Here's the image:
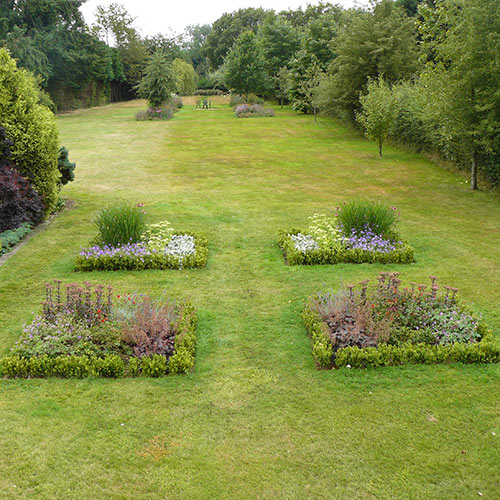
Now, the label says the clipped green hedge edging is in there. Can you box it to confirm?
[0,305,197,379]
[75,232,208,271]
[302,304,500,369]
[278,229,414,266]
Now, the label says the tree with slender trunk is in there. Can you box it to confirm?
[419,0,500,190]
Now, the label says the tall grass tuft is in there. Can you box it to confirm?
[337,200,397,237]
[94,203,146,247]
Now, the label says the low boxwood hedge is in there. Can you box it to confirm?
[278,229,414,266]
[75,232,208,271]
[302,304,500,369]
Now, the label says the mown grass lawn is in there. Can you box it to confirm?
[0,98,499,499]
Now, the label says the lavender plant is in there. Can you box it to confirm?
[235,104,275,118]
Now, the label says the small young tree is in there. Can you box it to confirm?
[136,51,177,108]
[357,77,397,156]
[299,61,323,122]
[223,31,269,100]
[275,66,291,108]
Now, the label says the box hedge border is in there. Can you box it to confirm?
[75,231,208,271]
[0,303,197,379]
[302,303,500,369]
[278,229,414,266]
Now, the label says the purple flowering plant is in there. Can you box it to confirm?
[235,104,275,118]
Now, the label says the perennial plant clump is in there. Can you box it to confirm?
[289,233,319,253]
[235,104,275,118]
[344,226,400,253]
[135,106,174,121]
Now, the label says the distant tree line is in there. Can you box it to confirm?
[197,0,499,190]
[0,1,198,110]
[1,0,498,188]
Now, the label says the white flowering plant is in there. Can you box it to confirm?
[307,213,343,250]
[141,220,175,252]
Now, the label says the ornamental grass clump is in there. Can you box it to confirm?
[304,273,493,368]
[337,200,398,238]
[94,203,146,247]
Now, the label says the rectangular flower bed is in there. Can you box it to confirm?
[76,232,208,271]
[279,203,414,265]
[0,280,197,378]
[75,206,208,271]
[303,272,500,369]
[279,229,413,265]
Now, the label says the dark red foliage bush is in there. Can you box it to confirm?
[121,297,183,358]
[0,164,45,232]
[312,286,390,352]
[0,126,44,232]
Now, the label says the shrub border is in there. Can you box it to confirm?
[278,229,414,266]
[0,303,198,379]
[302,302,500,369]
[75,232,208,271]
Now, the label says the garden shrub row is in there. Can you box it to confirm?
[0,339,196,379]
[0,223,32,255]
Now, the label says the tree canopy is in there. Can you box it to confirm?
[223,31,269,98]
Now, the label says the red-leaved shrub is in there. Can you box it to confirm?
[0,164,44,232]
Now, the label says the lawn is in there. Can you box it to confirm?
[0,98,499,499]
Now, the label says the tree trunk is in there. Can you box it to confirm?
[280,98,283,109]
[471,149,478,190]
[314,108,317,123]
[379,140,383,157]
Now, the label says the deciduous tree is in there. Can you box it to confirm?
[223,31,269,99]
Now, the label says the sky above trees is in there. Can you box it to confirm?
[80,0,360,36]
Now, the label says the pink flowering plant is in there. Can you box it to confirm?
[303,272,499,369]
